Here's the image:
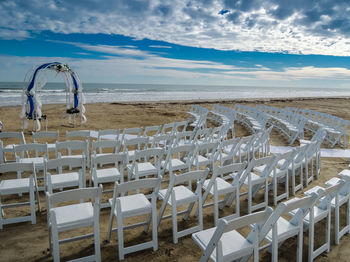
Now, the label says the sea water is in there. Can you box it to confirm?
[1,82,350,107]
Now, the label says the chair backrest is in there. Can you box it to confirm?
[91,152,127,168]
[45,156,86,172]
[143,125,161,137]
[32,131,59,143]
[115,178,161,196]
[47,186,102,208]
[150,133,174,148]
[121,127,143,141]
[313,180,345,210]
[0,161,35,174]
[165,144,195,165]
[122,137,149,152]
[174,121,188,133]
[66,130,91,140]
[0,131,26,145]
[14,143,48,159]
[92,140,121,154]
[174,130,195,145]
[97,129,120,140]
[215,161,247,181]
[160,122,175,135]
[56,140,88,157]
[277,149,297,170]
[172,168,209,186]
[193,128,212,143]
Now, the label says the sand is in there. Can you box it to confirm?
[0,97,350,261]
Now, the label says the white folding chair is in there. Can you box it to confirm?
[127,148,164,181]
[291,181,345,261]
[91,139,121,158]
[218,137,241,165]
[90,152,127,208]
[289,144,308,195]
[55,140,89,170]
[200,162,247,225]
[327,170,350,245]
[161,143,195,178]
[107,178,160,260]
[157,169,208,243]
[241,155,278,213]
[192,208,273,262]
[121,136,149,162]
[0,162,40,229]
[0,131,26,164]
[14,143,48,171]
[192,141,219,171]
[46,186,102,262]
[256,193,319,262]
[32,131,59,153]
[44,156,86,193]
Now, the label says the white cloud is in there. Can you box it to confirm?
[1,0,350,56]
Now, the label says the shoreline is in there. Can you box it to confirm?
[2,95,350,108]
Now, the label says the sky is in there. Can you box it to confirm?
[0,0,350,88]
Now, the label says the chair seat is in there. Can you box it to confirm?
[203,177,235,195]
[243,172,264,185]
[195,155,210,165]
[266,217,300,243]
[290,206,328,224]
[50,172,80,188]
[193,226,255,260]
[162,159,187,171]
[135,162,158,176]
[53,202,94,231]
[0,178,31,194]
[110,193,152,218]
[158,185,197,206]
[94,168,121,183]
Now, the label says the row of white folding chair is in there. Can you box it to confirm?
[193,180,345,262]
[294,107,348,145]
[234,104,268,133]
[187,105,208,129]
[0,131,26,163]
[0,162,40,229]
[209,104,236,137]
[255,105,307,145]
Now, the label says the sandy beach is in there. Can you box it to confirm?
[1,97,350,262]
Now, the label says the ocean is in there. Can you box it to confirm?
[1,82,350,107]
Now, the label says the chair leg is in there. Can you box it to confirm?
[152,197,158,251]
[51,225,60,262]
[94,217,101,262]
[172,204,178,244]
[308,222,314,262]
[29,176,36,224]
[297,229,303,262]
[107,211,114,242]
[0,195,3,229]
[117,214,124,260]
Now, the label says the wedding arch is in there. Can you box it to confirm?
[20,62,87,131]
